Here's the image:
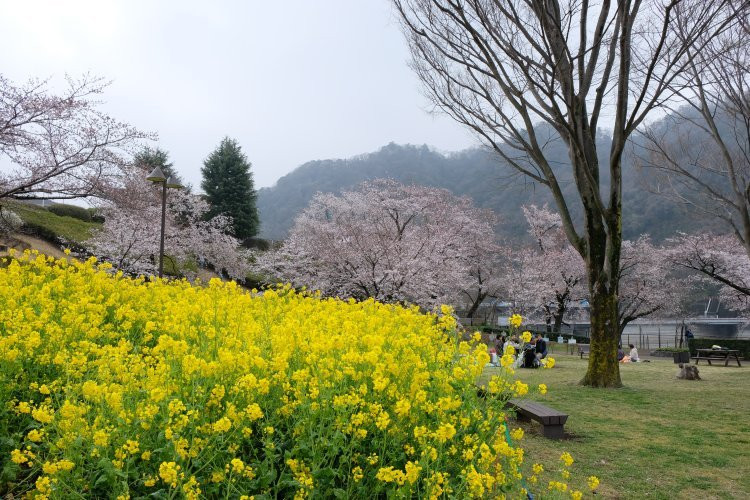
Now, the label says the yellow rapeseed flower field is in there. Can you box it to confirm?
[0,251,585,498]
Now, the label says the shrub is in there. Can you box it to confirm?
[48,203,92,222]
[0,252,590,498]
[20,221,62,243]
[88,208,105,223]
[688,338,750,359]
[0,208,23,235]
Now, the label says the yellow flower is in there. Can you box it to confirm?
[588,475,600,491]
[521,331,532,343]
[538,383,547,395]
[158,461,181,487]
[510,428,524,441]
[509,314,523,328]
[532,463,544,475]
[548,480,568,492]
[27,429,44,442]
[405,461,421,484]
[212,417,232,433]
[560,452,574,467]
[352,466,364,482]
[435,423,456,443]
[10,449,28,464]
[35,476,52,495]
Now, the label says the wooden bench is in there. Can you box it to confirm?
[577,344,590,358]
[506,398,568,439]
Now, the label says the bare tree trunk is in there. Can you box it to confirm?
[465,292,485,321]
[582,281,622,387]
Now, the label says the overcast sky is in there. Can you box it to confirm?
[1,0,476,189]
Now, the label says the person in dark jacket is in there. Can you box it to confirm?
[535,333,548,359]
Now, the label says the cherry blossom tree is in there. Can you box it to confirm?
[665,232,750,312]
[454,213,506,321]
[88,171,250,280]
[0,74,151,201]
[519,206,679,334]
[618,236,680,334]
[519,205,586,333]
[261,180,496,310]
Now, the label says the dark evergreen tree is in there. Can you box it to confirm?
[134,146,177,179]
[201,137,259,240]
[134,146,191,195]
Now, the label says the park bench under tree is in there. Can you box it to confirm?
[506,398,569,439]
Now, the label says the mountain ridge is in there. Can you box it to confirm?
[257,141,700,242]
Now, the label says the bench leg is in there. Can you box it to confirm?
[542,424,565,439]
[515,413,531,422]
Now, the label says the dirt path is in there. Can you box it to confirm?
[0,233,67,259]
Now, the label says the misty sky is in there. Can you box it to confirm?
[1,0,476,189]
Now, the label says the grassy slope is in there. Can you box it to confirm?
[1,201,100,243]
[482,355,750,499]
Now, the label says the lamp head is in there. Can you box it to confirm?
[146,166,167,183]
[166,176,183,189]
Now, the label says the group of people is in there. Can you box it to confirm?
[617,344,640,363]
[491,333,548,369]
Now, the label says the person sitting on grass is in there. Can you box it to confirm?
[617,345,625,362]
[535,333,548,359]
[629,344,640,362]
[521,340,540,369]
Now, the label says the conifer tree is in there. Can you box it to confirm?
[201,137,259,240]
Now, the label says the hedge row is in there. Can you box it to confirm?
[688,338,750,359]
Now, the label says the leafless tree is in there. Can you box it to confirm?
[393,0,742,386]
[638,11,750,290]
[0,74,152,201]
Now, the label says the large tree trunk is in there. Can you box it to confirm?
[465,292,485,321]
[581,278,622,387]
[553,313,564,335]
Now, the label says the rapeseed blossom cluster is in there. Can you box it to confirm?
[0,251,590,498]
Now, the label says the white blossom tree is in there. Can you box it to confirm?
[618,236,680,334]
[454,212,506,321]
[665,232,750,312]
[261,180,496,310]
[88,171,251,280]
[519,205,587,333]
[0,74,151,201]
[519,206,679,334]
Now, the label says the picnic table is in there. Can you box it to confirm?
[692,348,742,367]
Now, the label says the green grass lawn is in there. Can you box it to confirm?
[481,355,750,499]
[1,201,100,243]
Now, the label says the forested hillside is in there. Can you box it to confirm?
[258,139,700,241]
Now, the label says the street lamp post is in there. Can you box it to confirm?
[146,166,182,278]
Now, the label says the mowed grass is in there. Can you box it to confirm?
[481,355,750,499]
[1,201,100,243]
